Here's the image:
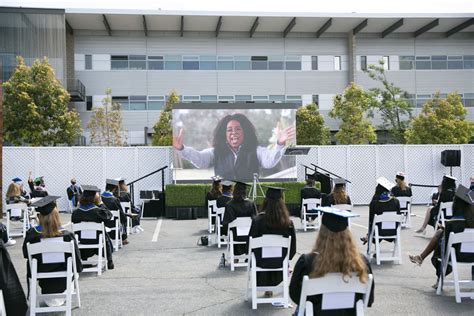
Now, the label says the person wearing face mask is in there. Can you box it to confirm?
[66,178,83,208]
[173,113,295,181]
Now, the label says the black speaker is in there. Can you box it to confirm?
[441,150,461,167]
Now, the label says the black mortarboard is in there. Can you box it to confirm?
[306,173,316,180]
[319,207,360,233]
[265,186,286,200]
[82,185,100,198]
[221,180,234,187]
[333,178,348,187]
[233,180,250,189]
[455,184,473,205]
[30,196,60,215]
[211,175,222,183]
[443,175,457,185]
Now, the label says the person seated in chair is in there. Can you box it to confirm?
[215,180,234,236]
[207,176,223,227]
[66,178,83,208]
[300,173,322,221]
[22,196,83,307]
[391,172,412,197]
[324,178,351,207]
[290,208,374,315]
[72,185,115,270]
[27,171,48,198]
[249,186,296,298]
[6,180,30,205]
[117,178,143,233]
[101,179,129,245]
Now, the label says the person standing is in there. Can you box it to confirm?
[66,178,83,208]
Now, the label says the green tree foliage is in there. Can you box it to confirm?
[329,83,377,144]
[87,88,127,146]
[296,103,331,145]
[365,60,412,143]
[3,57,82,146]
[151,90,180,146]
[405,92,474,144]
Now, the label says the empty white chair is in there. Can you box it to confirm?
[214,207,227,248]
[27,240,81,316]
[120,202,133,235]
[396,197,412,228]
[297,273,373,316]
[436,229,474,303]
[227,217,252,271]
[208,200,217,233]
[72,222,108,276]
[4,203,29,238]
[435,201,454,232]
[301,198,321,232]
[109,211,123,251]
[246,235,291,309]
[367,212,404,265]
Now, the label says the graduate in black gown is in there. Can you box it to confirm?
[249,187,296,294]
[28,171,48,198]
[223,181,257,255]
[290,208,374,315]
[207,176,222,227]
[22,196,83,306]
[216,181,234,236]
[101,179,128,244]
[390,172,412,197]
[71,185,115,269]
[324,178,351,206]
[300,173,322,220]
[117,179,142,232]
[66,178,83,207]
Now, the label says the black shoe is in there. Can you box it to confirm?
[107,261,115,270]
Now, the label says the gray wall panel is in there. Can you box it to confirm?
[147,72,218,95]
[284,38,347,55]
[216,38,284,55]
[76,71,147,95]
[415,71,474,93]
[75,36,146,54]
[146,37,217,54]
[285,72,348,94]
[217,72,285,94]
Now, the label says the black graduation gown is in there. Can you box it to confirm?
[428,189,455,227]
[28,180,48,198]
[223,199,257,255]
[248,213,296,286]
[368,197,401,240]
[289,252,374,316]
[324,194,352,207]
[71,204,114,263]
[0,240,28,316]
[300,186,322,216]
[119,191,141,226]
[66,185,83,207]
[1,223,8,243]
[101,193,127,240]
[22,227,83,294]
[390,186,412,197]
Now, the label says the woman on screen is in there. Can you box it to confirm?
[173,113,295,181]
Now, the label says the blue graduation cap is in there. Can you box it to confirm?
[317,207,360,232]
[12,177,22,183]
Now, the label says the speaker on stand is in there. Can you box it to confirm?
[440,150,461,176]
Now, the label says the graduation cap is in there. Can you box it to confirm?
[211,175,222,183]
[376,177,395,191]
[106,179,120,186]
[395,172,406,181]
[455,184,474,205]
[319,207,359,233]
[34,176,44,184]
[12,177,22,183]
[264,186,286,200]
[443,174,457,185]
[221,180,234,187]
[82,185,100,198]
[333,178,348,187]
[233,180,250,189]
[30,196,60,216]
[306,173,317,180]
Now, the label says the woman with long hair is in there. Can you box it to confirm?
[6,182,30,205]
[326,178,351,206]
[22,196,83,306]
[290,209,374,314]
[117,179,143,233]
[249,187,296,297]
[391,172,412,197]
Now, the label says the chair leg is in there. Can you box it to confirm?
[375,229,381,265]
[451,252,461,303]
[251,265,257,309]
[397,230,402,264]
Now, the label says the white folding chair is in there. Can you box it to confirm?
[396,197,412,228]
[301,198,321,232]
[4,203,29,238]
[72,222,108,276]
[436,229,474,303]
[208,200,217,233]
[367,212,404,265]
[120,202,133,235]
[27,240,81,316]
[214,207,227,248]
[435,201,454,232]
[331,204,353,229]
[0,289,5,316]
[109,210,123,251]
[246,235,291,309]
[297,273,373,316]
[227,217,252,271]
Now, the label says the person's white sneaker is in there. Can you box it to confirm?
[5,239,16,246]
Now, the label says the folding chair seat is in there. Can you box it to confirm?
[435,201,454,232]
[4,203,29,238]
[367,212,404,265]
[301,198,321,232]
[108,210,123,251]
[436,229,474,303]
[396,197,412,228]
[214,207,228,248]
[120,202,133,235]
[227,217,252,271]
[331,204,353,229]
[208,200,217,233]
[26,240,81,316]
[297,273,373,316]
[246,235,291,309]
[72,222,108,276]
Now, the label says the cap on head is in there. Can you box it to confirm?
[443,174,457,184]
[376,177,395,191]
[82,185,100,198]
[333,178,348,187]
[30,196,60,216]
[34,176,44,185]
[221,180,234,188]
[12,177,22,183]
[319,207,359,233]
[455,184,473,205]
[233,180,250,189]
[211,175,222,183]
[395,172,406,181]
[306,173,317,180]
[264,186,286,200]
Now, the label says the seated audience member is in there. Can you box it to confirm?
[249,187,296,297]
[290,208,374,314]
[300,173,322,218]
[361,177,401,245]
[66,178,83,208]
[415,175,456,234]
[207,176,223,226]
[12,177,30,199]
[72,185,115,269]
[6,181,30,205]
[101,179,129,245]
[223,181,257,256]
[215,180,234,236]
[28,171,48,198]
[391,172,412,197]
[22,196,83,307]
[409,184,474,288]
[325,178,351,206]
[117,178,143,233]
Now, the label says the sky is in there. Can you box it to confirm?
[2,0,474,13]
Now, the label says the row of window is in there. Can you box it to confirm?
[399,55,474,70]
[406,93,474,107]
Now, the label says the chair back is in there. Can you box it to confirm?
[440,201,454,219]
[27,240,75,268]
[228,217,252,237]
[215,207,225,220]
[248,235,291,263]
[120,202,131,213]
[374,212,404,232]
[6,202,28,217]
[302,198,321,211]
[208,200,217,212]
[396,197,411,210]
[447,229,474,260]
[72,222,104,243]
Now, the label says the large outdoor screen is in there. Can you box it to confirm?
[172,103,297,181]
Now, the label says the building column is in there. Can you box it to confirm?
[347,32,356,84]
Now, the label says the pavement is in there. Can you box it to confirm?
[5,205,474,315]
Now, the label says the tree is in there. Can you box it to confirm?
[366,60,412,143]
[296,103,331,145]
[2,56,82,146]
[405,92,474,144]
[87,88,127,146]
[329,83,377,144]
[151,90,180,146]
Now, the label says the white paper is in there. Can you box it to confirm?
[460,242,474,253]
[10,208,22,217]
[445,207,453,217]
[321,292,355,310]
[236,227,250,236]
[40,237,66,264]
[382,222,396,230]
[308,203,317,210]
[262,247,282,258]
[81,230,96,239]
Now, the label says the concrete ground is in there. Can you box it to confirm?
[6,205,474,315]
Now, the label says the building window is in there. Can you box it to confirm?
[85,55,92,70]
[147,56,164,70]
[182,95,200,103]
[183,56,199,70]
[399,56,414,70]
[382,56,390,70]
[218,95,234,103]
[431,55,447,69]
[415,56,431,70]
[269,56,284,70]
[311,56,318,70]
[235,95,252,102]
[286,95,302,105]
[86,96,93,111]
[251,56,268,70]
[334,56,341,71]
[148,96,165,110]
[130,95,147,110]
[285,56,301,70]
[447,56,463,69]
[112,96,130,110]
[200,55,217,70]
[234,56,251,70]
[200,95,218,103]
[360,56,367,71]
[217,56,234,70]
[111,55,128,70]
[463,93,474,107]
[164,55,182,70]
[269,95,285,103]
[464,55,474,69]
[415,94,431,108]
[253,96,269,102]
[312,94,319,105]
[129,55,146,70]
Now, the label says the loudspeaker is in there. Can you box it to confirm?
[441,150,461,167]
